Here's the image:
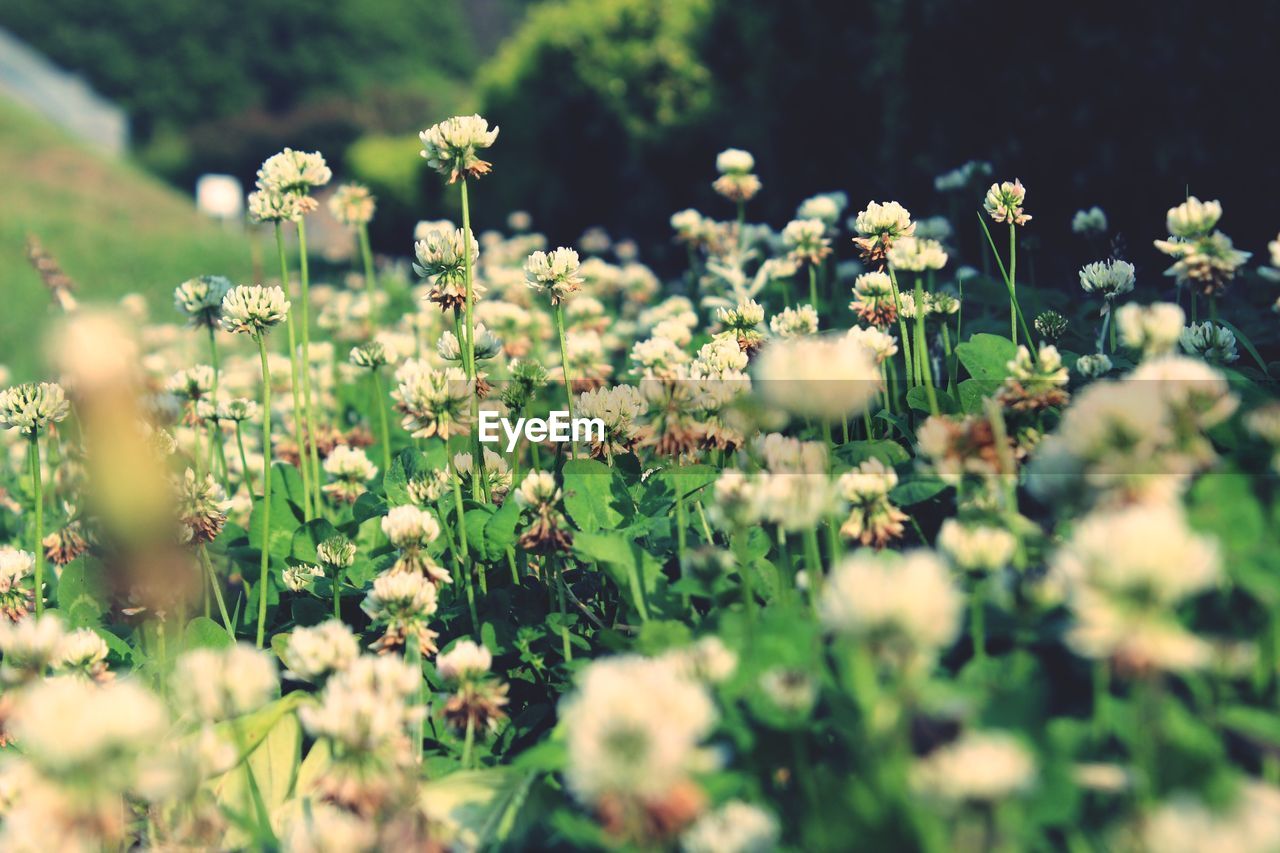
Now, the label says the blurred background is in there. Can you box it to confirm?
[3,0,1280,375]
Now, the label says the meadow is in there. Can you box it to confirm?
[2,113,1280,852]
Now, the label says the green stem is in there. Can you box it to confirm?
[275,223,313,521]
[970,577,986,663]
[296,217,323,516]
[462,714,476,770]
[887,267,915,388]
[29,434,44,616]
[234,422,252,496]
[1008,221,1018,345]
[913,278,939,415]
[556,555,572,662]
[199,546,235,639]
[372,369,392,473]
[553,302,578,460]
[802,526,823,614]
[808,264,819,316]
[459,180,483,486]
[357,222,380,326]
[450,456,478,638]
[255,334,273,648]
[207,326,232,494]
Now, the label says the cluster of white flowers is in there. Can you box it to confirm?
[887,236,948,271]
[755,334,881,422]
[283,619,360,682]
[420,114,499,183]
[983,179,1031,225]
[220,285,290,336]
[911,732,1036,803]
[1078,259,1135,300]
[937,519,1017,572]
[767,304,819,338]
[392,360,473,439]
[173,275,233,328]
[1115,301,1185,358]
[1071,206,1108,237]
[322,445,378,503]
[0,382,70,434]
[171,644,277,720]
[781,218,831,265]
[299,654,424,754]
[1179,320,1239,364]
[524,247,585,303]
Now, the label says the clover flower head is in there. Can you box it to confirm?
[438,323,503,362]
[0,613,66,684]
[1166,196,1222,238]
[176,467,230,545]
[1078,259,1135,299]
[755,334,881,422]
[349,341,388,370]
[317,535,357,570]
[256,148,331,196]
[381,504,441,549]
[1072,206,1108,237]
[419,114,499,183]
[283,620,359,682]
[782,218,832,266]
[174,275,233,327]
[392,360,473,439]
[768,304,819,338]
[671,208,714,245]
[298,654,425,754]
[327,182,376,227]
[887,236,948,272]
[524,247,585,303]
[937,520,1017,572]
[1074,353,1113,379]
[715,148,755,175]
[682,801,780,853]
[282,563,324,592]
[437,639,493,683]
[165,365,214,402]
[516,469,561,508]
[1180,321,1239,364]
[1116,302,1185,358]
[1034,310,1068,343]
[846,325,899,364]
[854,200,914,239]
[217,397,260,422]
[220,285,289,335]
[1153,230,1251,296]
[323,445,378,504]
[52,627,110,680]
[361,570,440,654]
[0,382,70,435]
[797,191,848,227]
[984,179,1031,225]
[0,547,36,622]
[172,644,277,721]
[934,160,992,193]
[247,188,305,223]
[912,732,1036,803]
[849,271,898,327]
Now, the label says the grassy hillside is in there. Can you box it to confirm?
[0,96,254,380]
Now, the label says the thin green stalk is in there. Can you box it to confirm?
[371,369,392,473]
[976,214,1035,351]
[29,435,44,616]
[459,180,484,484]
[1108,306,1118,352]
[970,577,986,663]
[553,302,578,460]
[808,265,819,315]
[199,546,235,639]
[255,334,273,648]
[886,267,916,388]
[406,639,424,763]
[275,223,313,521]
[207,326,232,493]
[450,456,479,638]
[556,555,572,662]
[357,222,380,326]
[802,526,824,613]
[235,422,252,495]
[1008,221,1018,345]
[913,278,939,416]
[462,714,476,770]
[296,217,323,515]
[941,321,955,393]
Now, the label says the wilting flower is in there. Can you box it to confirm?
[247,188,305,223]
[983,179,1031,226]
[43,519,89,567]
[220,285,290,336]
[327,182,376,227]
[681,800,780,853]
[1180,321,1239,364]
[1115,302,1185,358]
[380,504,448,583]
[0,548,35,622]
[937,520,1016,572]
[1078,259,1135,302]
[524,247,585,303]
[323,445,378,504]
[436,640,508,735]
[175,468,230,545]
[171,644,277,721]
[1072,206,1108,237]
[0,382,70,435]
[392,360,473,439]
[837,458,908,548]
[852,201,915,265]
[257,149,332,196]
[361,570,440,654]
[413,226,480,310]
[782,218,832,266]
[174,275,233,328]
[283,619,359,682]
[1074,353,1113,379]
[849,271,898,327]
[820,549,962,671]
[420,114,499,183]
[911,732,1036,803]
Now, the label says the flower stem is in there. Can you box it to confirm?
[255,334,274,648]
[357,222,380,326]
[372,369,392,473]
[970,577,986,663]
[207,326,232,493]
[808,265,819,316]
[553,302,578,460]
[459,179,483,484]
[450,458,479,638]
[1008,221,1018,345]
[29,434,44,616]
[275,223,313,521]
[199,545,235,639]
[296,216,323,516]
[555,554,573,662]
[887,267,915,388]
[913,278,940,416]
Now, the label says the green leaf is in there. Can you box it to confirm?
[890,475,949,506]
[289,518,340,564]
[352,492,387,524]
[572,530,663,620]
[210,695,305,845]
[184,615,234,649]
[483,498,522,557]
[270,462,307,510]
[958,378,993,414]
[834,439,909,467]
[420,769,541,850]
[905,384,957,414]
[562,459,632,532]
[53,559,106,627]
[248,493,301,558]
[955,333,1017,381]
[659,464,718,502]
[464,506,498,562]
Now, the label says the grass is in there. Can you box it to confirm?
[0,96,254,380]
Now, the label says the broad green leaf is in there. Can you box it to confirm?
[210,695,305,844]
[53,559,106,627]
[184,615,234,649]
[289,518,340,564]
[955,333,1017,381]
[890,475,949,506]
[248,493,301,558]
[420,768,540,850]
[562,459,632,532]
[834,439,910,467]
[269,462,307,510]
[483,498,522,556]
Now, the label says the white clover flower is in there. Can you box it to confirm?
[681,800,780,853]
[820,549,962,663]
[220,284,290,336]
[361,571,440,653]
[0,382,70,435]
[283,620,359,682]
[1128,356,1238,430]
[755,334,881,422]
[781,218,831,266]
[381,504,441,549]
[524,247,585,303]
[1179,320,1239,364]
[671,208,714,244]
[768,304,819,338]
[0,547,35,621]
[753,433,828,474]
[854,200,914,239]
[171,644,277,721]
[349,341,389,370]
[437,639,493,682]
[692,336,749,379]
[796,191,847,227]
[413,226,479,307]
[516,470,561,508]
[218,397,260,422]
[420,114,499,183]
[322,445,378,503]
[937,520,1017,572]
[887,236,948,272]
[391,360,473,439]
[715,148,755,175]
[247,188,305,223]
[933,160,992,193]
[282,563,324,592]
[317,535,357,570]
[165,364,214,401]
[299,654,424,754]
[0,614,66,685]
[630,335,691,378]
[1072,206,1108,237]
[9,676,167,775]
[838,457,898,500]
[911,732,1036,803]
[1074,353,1113,379]
[256,148,332,195]
[717,298,765,330]
[559,654,716,805]
[983,179,1031,225]
[1116,302,1185,358]
[846,325,899,365]
[1166,196,1222,238]
[438,323,503,362]
[326,182,376,227]
[1078,259,1135,300]
[1143,782,1280,853]
[52,627,110,678]
[664,636,739,684]
[174,275,233,328]
[453,448,513,502]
